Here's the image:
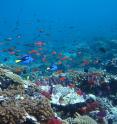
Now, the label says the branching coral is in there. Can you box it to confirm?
[0,85,25,98]
[0,99,26,124]
[0,83,54,124]
[20,98,55,121]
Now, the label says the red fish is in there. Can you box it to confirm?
[60,56,68,61]
[51,51,57,55]
[60,77,66,81]
[9,51,16,55]
[58,61,62,65]
[83,60,89,65]
[35,41,45,46]
[29,50,38,54]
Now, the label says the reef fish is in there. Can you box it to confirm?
[15,55,34,64]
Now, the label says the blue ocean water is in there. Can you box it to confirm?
[0,0,117,41]
[0,0,117,70]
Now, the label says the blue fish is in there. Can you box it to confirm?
[15,55,34,64]
[50,64,58,71]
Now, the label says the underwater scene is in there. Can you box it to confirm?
[0,0,117,124]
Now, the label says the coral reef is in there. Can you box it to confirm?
[0,68,55,124]
[64,113,97,124]
[20,98,55,121]
[0,98,26,124]
[0,89,54,124]
[1,67,117,124]
[0,68,24,90]
[73,113,97,124]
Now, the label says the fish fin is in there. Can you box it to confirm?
[15,60,22,63]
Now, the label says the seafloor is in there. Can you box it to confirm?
[0,60,117,124]
[1,38,117,124]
